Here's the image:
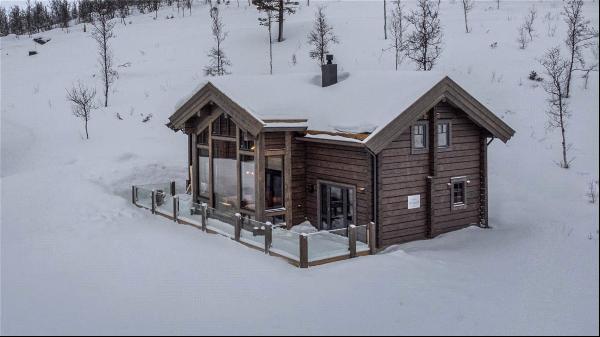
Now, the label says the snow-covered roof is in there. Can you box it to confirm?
[205,71,445,138]
[169,71,514,151]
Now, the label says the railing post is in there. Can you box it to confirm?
[151,190,156,214]
[234,213,242,241]
[131,186,137,205]
[348,225,357,258]
[367,221,377,255]
[264,221,273,254]
[170,181,176,196]
[173,196,178,222]
[201,203,207,232]
[299,234,309,268]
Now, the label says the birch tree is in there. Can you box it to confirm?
[405,0,443,71]
[204,6,231,76]
[563,0,598,97]
[307,6,339,66]
[540,47,571,169]
[389,0,407,70]
[255,0,278,74]
[462,0,474,33]
[66,82,98,140]
[91,11,118,107]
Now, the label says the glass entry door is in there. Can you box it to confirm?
[319,182,355,230]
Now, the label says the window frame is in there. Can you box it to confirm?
[450,176,468,211]
[437,120,452,150]
[316,180,357,231]
[411,120,429,154]
[265,155,285,210]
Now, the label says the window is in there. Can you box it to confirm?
[265,156,284,209]
[451,177,467,210]
[198,148,209,197]
[438,122,450,148]
[412,123,428,150]
[240,155,255,211]
[198,128,209,145]
[212,114,236,137]
[239,131,255,152]
[212,139,237,211]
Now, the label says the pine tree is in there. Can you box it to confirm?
[9,6,24,36]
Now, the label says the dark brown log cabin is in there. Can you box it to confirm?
[167,64,514,250]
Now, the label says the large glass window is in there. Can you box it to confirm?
[240,155,255,211]
[198,148,209,197]
[265,156,284,209]
[212,114,236,137]
[213,140,237,211]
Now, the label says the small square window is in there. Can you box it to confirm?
[412,123,428,150]
[451,177,467,210]
[438,122,450,148]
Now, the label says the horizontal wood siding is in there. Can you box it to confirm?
[432,108,481,235]
[264,132,286,150]
[291,135,306,226]
[378,102,484,247]
[304,143,372,228]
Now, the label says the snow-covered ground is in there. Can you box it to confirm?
[1,1,599,335]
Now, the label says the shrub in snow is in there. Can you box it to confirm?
[490,42,498,49]
[586,180,598,204]
[517,25,528,49]
[528,70,543,82]
[142,114,153,123]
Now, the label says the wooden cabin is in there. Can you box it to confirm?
[167,59,514,249]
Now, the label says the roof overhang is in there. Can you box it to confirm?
[364,76,515,154]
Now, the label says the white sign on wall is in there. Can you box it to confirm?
[408,194,421,209]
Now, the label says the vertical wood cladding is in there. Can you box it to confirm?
[377,102,483,247]
[302,143,373,227]
[290,136,306,225]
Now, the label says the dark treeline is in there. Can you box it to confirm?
[0,0,195,37]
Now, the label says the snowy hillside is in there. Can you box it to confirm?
[1,1,599,335]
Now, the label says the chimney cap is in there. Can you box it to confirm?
[326,54,334,64]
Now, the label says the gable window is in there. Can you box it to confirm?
[412,122,428,151]
[451,176,467,210]
[438,122,450,148]
[239,131,255,152]
[265,156,284,209]
[212,114,236,137]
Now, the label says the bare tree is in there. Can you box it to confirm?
[255,0,277,74]
[405,0,443,71]
[517,24,528,49]
[563,0,598,97]
[497,0,500,10]
[66,81,98,140]
[204,6,231,76]
[307,6,339,66]
[383,0,387,40]
[540,47,571,169]
[523,5,537,41]
[586,180,599,203]
[388,0,407,70]
[275,0,296,43]
[91,11,118,107]
[462,0,474,33]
